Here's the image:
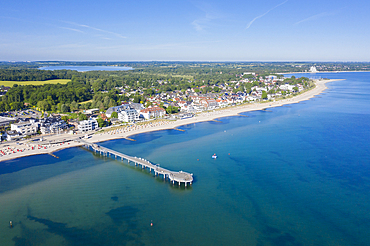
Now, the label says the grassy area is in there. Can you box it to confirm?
[79,99,93,104]
[0,79,71,87]
[172,74,193,79]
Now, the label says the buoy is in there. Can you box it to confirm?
[10,221,12,228]
[150,220,153,227]
[228,153,230,155]
[197,159,199,161]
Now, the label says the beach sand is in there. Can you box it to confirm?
[0,79,342,162]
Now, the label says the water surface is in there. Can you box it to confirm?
[0,72,369,245]
[38,66,133,72]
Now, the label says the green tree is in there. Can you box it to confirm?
[262,91,268,99]
[165,105,179,114]
[70,101,79,111]
[78,113,88,121]
[61,116,69,122]
[60,104,70,113]
[111,111,118,118]
[97,118,105,128]
[133,95,142,103]
[37,100,50,111]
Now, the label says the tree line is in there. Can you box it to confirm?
[0,69,80,81]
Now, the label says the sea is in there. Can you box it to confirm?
[0,72,369,246]
[38,66,133,72]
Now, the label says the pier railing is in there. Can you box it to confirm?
[76,139,193,187]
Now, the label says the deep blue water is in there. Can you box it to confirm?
[38,66,133,72]
[0,72,369,245]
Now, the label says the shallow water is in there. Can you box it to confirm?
[0,72,369,245]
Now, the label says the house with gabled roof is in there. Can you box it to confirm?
[140,106,166,120]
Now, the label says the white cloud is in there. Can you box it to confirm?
[295,10,339,25]
[246,0,288,29]
[61,21,126,39]
[59,27,84,33]
[190,2,221,32]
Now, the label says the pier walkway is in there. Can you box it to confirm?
[76,139,193,186]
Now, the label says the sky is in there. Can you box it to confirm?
[1,0,369,61]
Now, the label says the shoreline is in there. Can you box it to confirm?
[279,70,370,74]
[0,79,343,162]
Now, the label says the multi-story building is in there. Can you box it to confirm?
[118,108,139,122]
[40,121,67,134]
[200,99,218,110]
[11,121,39,136]
[78,118,98,132]
[140,106,166,120]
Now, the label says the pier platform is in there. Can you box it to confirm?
[76,139,193,187]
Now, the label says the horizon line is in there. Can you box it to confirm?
[1,60,370,63]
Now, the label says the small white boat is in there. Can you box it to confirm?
[212,154,217,159]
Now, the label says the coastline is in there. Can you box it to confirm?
[279,70,370,74]
[0,79,343,162]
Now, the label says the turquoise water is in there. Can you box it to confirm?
[38,66,133,72]
[0,72,370,245]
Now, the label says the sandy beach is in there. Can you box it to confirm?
[0,79,343,162]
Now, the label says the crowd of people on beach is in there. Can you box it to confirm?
[0,142,71,157]
[101,120,174,136]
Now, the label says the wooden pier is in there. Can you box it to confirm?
[77,139,193,187]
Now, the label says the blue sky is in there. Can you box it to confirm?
[1,0,369,61]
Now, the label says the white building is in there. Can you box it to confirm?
[280,84,295,91]
[40,121,67,134]
[106,103,143,119]
[6,130,21,141]
[11,122,39,136]
[105,106,123,118]
[180,104,197,113]
[129,102,144,114]
[310,66,318,73]
[200,99,218,110]
[85,108,99,114]
[140,106,166,120]
[118,108,139,122]
[0,116,16,127]
[216,99,228,107]
[78,118,98,132]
